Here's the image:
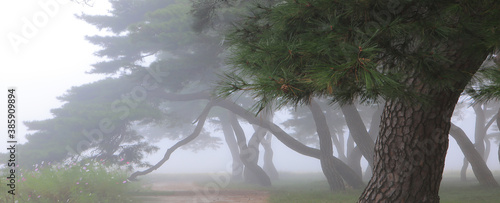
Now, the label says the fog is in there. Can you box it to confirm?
[1,1,500,202]
[1,0,500,174]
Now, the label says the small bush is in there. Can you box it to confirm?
[0,160,139,202]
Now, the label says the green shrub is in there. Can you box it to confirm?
[0,160,139,202]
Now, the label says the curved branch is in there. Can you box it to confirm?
[152,91,364,188]
[128,100,215,180]
[215,99,365,188]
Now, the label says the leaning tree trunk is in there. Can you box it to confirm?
[461,105,497,181]
[359,52,491,202]
[229,113,272,187]
[154,91,364,187]
[243,127,267,184]
[214,99,365,188]
[324,107,347,161]
[450,123,499,187]
[363,105,383,180]
[461,158,469,181]
[348,146,363,178]
[341,104,375,167]
[219,114,244,181]
[485,139,491,161]
[473,103,487,159]
[309,99,345,191]
[262,134,279,180]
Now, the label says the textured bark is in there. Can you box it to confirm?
[341,104,375,167]
[359,98,455,202]
[309,99,346,191]
[219,115,244,181]
[360,84,486,201]
[230,113,272,187]
[359,60,486,202]
[358,26,492,201]
[128,101,214,181]
[450,123,499,187]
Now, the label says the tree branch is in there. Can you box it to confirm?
[128,100,215,180]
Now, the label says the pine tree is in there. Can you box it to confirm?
[219,0,500,202]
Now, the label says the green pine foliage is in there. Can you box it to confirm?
[218,0,500,112]
[20,77,161,169]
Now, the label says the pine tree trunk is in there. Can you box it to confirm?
[485,139,491,161]
[219,114,244,181]
[363,106,383,180]
[341,104,375,167]
[450,123,499,187]
[324,108,347,161]
[262,134,279,180]
[348,146,363,178]
[243,127,266,184]
[309,99,345,191]
[358,35,492,201]
[359,98,455,202]
[215,99,365,188]
[461,158,469,181]
[473,104,486,159]
[229,113,272,187]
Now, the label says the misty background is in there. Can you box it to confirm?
[0,0,498,176]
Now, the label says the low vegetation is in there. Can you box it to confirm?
[0,160,140,203]
[268,172,500,203]
[1,169,498,202]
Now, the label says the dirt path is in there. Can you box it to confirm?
[138,181,269,203]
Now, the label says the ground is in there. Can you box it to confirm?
[133,171,500,203]
[135,175,269,203]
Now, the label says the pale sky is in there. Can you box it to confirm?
[0,1,110,143]
[0,0,498,175]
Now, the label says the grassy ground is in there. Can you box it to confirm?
[267,171,500,203]
[135,171,500,202]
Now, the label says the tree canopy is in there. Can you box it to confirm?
[219,0,500,111]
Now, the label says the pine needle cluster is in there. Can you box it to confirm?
[217,0,500,112]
